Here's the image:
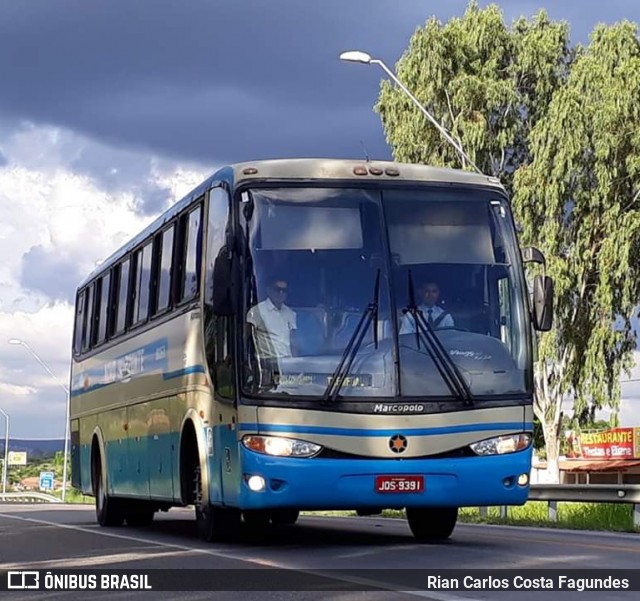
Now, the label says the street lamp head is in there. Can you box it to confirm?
[339,50,373,65]
[8,338,23,346]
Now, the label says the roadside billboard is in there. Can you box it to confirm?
[7,451,27,465]
[577,427,639,460]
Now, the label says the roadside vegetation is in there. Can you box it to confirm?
[304,502,639,533]
[455,502,638,532]
[3,452,91,504]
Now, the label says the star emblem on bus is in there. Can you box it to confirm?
[389,434,408,454]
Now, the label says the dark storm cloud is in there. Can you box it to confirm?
[134,184,173,215]
[1,1,638,166]
[20,245,84,302]
[0,0,470,164]
[69,140,159,192]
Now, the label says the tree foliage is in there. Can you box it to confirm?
[375,1,640,479]
[376,0,572,190]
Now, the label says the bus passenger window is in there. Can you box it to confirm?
[73,290,86,355]
[204,188,230,305]
[133,241,153,325]
[95,273,111,345]
[115,259,130,335]
[182,206,202,301]
[155,226,174,314]
[81,284,95,352]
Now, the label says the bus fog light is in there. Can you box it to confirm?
[517,473,529,486]
[470,433,532,456]
[246,475,266,492]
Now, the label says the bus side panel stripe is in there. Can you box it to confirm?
[162,365,207,380]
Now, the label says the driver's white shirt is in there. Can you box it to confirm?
[247,298,297,358]
[399,305,454,334]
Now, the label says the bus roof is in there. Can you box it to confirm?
[231,158,503,189]
[78,158,505,289]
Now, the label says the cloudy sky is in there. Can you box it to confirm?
[1,0,639,439]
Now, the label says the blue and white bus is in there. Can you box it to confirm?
[69,158,552,541]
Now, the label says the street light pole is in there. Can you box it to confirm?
[8,338,70,502]
[339,50,483,175]
[0,408,8,500]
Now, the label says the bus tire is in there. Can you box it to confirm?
[271,509,299,525]
[243,509,271,529]
[94,457,124,527]
[406,507,458,542]
[124,502,156,527]
[194,466,239,541]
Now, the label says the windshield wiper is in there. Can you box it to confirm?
[323,269,380,403]
[403,271,474,406]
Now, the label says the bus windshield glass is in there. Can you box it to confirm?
[239,186,530,400]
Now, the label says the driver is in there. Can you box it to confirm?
[399,281,454,334]
[246,275,297,388]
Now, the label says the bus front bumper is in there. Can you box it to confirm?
[233,447,533,510]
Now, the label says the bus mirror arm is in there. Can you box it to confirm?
[532,275,553,332]
[211,252,235,316]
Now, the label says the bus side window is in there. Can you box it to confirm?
[152,225,175,316]
[73,289,86,355]
[113,258,131,336]
[180,204,203,303]
[132,241,153,326]
[81,283,95,352]
[204,187,233,399]
[95,271,111,346]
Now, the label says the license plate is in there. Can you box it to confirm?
[375,475,424,493]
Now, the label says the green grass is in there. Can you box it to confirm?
[50,488,94,504]
[457,501,638,533]
[304,502,639,533]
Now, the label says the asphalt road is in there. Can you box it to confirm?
[1,504,639,600]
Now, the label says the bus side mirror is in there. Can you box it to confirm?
[522,246,545,266]
[211,252,234,316]
[533,275,553,331]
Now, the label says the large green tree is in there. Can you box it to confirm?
[515,20,640,478]
[375,1,640,480]
[376,1,572,188]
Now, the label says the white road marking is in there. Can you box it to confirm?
[0,550,193,570]
[0,511,486,601]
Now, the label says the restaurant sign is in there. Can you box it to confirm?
[576,427,640,460]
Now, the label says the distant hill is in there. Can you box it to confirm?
[0,438,64,459]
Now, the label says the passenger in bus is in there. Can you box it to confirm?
[399,281,454,334]
[246,275,297,386]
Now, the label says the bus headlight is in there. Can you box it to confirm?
[470,433,532,456]
[242,435,322,458]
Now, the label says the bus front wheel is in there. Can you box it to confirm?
[405,507,458,542]
[243,509,272,529]
[271,509,299,525]
[194,466,239,541]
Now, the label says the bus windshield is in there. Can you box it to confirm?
[238,185,531,401]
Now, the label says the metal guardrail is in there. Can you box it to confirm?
[528,484,640,528]
[0,492,62,504]
[480,484,640,528]
[529,483,640,504]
